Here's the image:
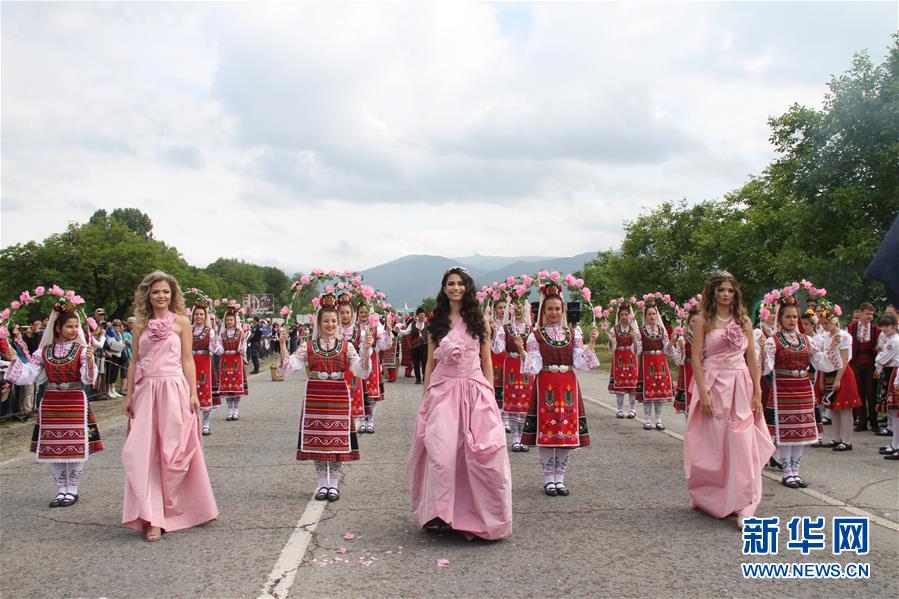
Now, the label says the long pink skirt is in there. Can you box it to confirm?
[684,364,775,518]
[122,372,219,532]
[406,371,512,540]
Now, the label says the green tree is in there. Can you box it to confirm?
[110,208,154,238]
[419,297,437,313]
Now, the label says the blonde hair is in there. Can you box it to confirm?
[133,270,186,324]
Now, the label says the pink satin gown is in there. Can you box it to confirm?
[684,320,775,518]
[122,312,219,532]
[406,319,513,540]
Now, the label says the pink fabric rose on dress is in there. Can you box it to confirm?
[722,322,745,350]
[146,315,174,341]
[437,337,464,364]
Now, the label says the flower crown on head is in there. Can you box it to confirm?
[319,293,338,308]
[192,300,209,311]
[52,297,76,313]
[779,295,799,307]
[540,283,562,298]
[337,292,353,305]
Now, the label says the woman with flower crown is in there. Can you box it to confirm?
[762,291,825,490]
[684,272,774,527]
[356,301,392,434]
[515,280,600,497]
[407,267,512,540]
[608,301,640,419]
[213,307,248,422]
[491,285,535,452]
[279,292,373,502]
[336,293,366,431]
[122,271,218,541]
[5,297,102,509]
[636,301,674,430]
[190,301,218,436]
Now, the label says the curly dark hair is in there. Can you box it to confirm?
[428,268,486,346]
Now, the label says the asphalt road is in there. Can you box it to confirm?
[1,368,896,598]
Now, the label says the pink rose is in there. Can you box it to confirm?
[760,308,770,321]
[538,270,549,279]
[311,268,324,276]
[33,286,45,297]
[592,306,603,317]
[629,296,637,303]
[325,285,334,293]
[564,274,576,286]
[818,288,826,297]
[663,294,671,302]
[368,314,380,328]
[575,278,584,288]
[722,322,745,350]
[19,291,31,303]
[549,271,560,282]
[184,308,191,316]
[87,317,98,330]
[791,282,800,291]
[673,326,684,336]
[498,283,507,291]
[343,270,354,276]
[677,308,686,318]
[637,301,645,309]
[771,290,781,299]
[506,276,515,286]
[72,295,85,305]
[280,306,290,316]
[0,308,9,320]
[522,275,532,286]
[213,299,221,307]
[337,282,345,289]
[50,284,64,296]
[361,286,375,300]
[10,301,20,310]
[65,290,75,301]
[328,269,337,276]
[643,294,650,300]
[312,298,321,309]
[601,321,610,330]
[581,288,592,301]
[300,274,311,285]
[353,276,362,286]
[834,304,842,316]
[515,284,527,297]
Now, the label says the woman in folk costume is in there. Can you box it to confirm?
[516,281,600,497]
[752,302,780,469]
[874,313,899,460]
[381,311,400,383]
[400,313,414,378]
[491,288,535,452]
[671,307,701,416]
[356,302,392,434]
[337,293,365,430]
[279,292,373,501]
[190,301,219,436]
[5,298,102,508]
[122,271,218,541]
[762,294,826,489]
[489,296,509,431]
[811,300,861,452]
[636,301,675,430]
[684,272,773,527]
[214,308,248,421]
[407,267,512,539]
[608,302,640,419]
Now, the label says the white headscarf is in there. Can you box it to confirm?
[39,308,88,351]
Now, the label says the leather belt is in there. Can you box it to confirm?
[644,350,664,355]
[309,371,344,380]
[194,350,210,355]
[224,350,240,355]
[542,365,571,373]
[775,368,809,377]
[507,352,521,358]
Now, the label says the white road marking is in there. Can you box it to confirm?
[258,497,327,599]
[583,394,899,532]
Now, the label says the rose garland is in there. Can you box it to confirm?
[1,284,87,328]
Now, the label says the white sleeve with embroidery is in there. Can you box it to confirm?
[347,342,372,380]
[632,325,643,356]
[572,326,599,371]
[277,342,308,379]
[491,325,506,354]
[608,331,617,352]
[79,347,98,385]
[212,333,224,356]
[762,337,777,375]
[375,325,391,351]
[520,332,542,375]
[875,338,899,368]
[238,334,248,358]
[4,351,45,385]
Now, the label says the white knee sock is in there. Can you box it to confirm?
[654,402,664,423]
[510,413,525,444]
[502,411,510,428]
[232,397,240,415]
[50,463,68,494]
[554,449,571,484]
[368,403,377,424]
[627,393,636,410]
[615,394,624,411]
[539,448,555,484]
[314,461,329,489]
[66,462,85,495]
[202,409,212,429]
[643,402,653,422]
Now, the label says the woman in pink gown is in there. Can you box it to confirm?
[122,271,219,541]
[406,267,513,540]
[684,271,775,528]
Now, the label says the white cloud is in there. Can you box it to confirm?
[1,1,894,274]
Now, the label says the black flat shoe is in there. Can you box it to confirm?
[59,493,78,507]
[879,445,897,455]
[821,417,832,425]
[544,482,557,496]
[643,422,653,430]
[616,411,625,419]
[510,443,521,452]
[233,414,240,421]
[555,483,570,496]
[314,487,329,501]
[655,422,666,431]
[884,451,899,460]
[809,440,822,448]
[782,477,800,489]
[816,440,837,448]
[793,477,808,488]
[832,442,852,452]
[49,493,65,508]
[520,444,529,452]
[874,428,892,436]
[326,488,340,502]
[768,457,784,470]
[627,411,636,419]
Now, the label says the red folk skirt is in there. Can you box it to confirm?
[673,361,694,414]
[491,351,506,409]
[608,348,639,393]
[814,367,861,411]
[365,353,383,401]
[521,370,590,448]
[345,370,365,417]
[30,389,103,461]
[772,373,817,445]
[878,366,898,411]
[194,352,214,408]
[501,354,533,414]
[218,352,248,396]
[636,352,673,402]
[298,378,360,463]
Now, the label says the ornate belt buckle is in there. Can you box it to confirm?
[549,365,559,373]
[330,372,342,380]
[559,365,570,373]
[317,371,329,380]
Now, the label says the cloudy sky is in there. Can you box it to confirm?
[1,1,894,274]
